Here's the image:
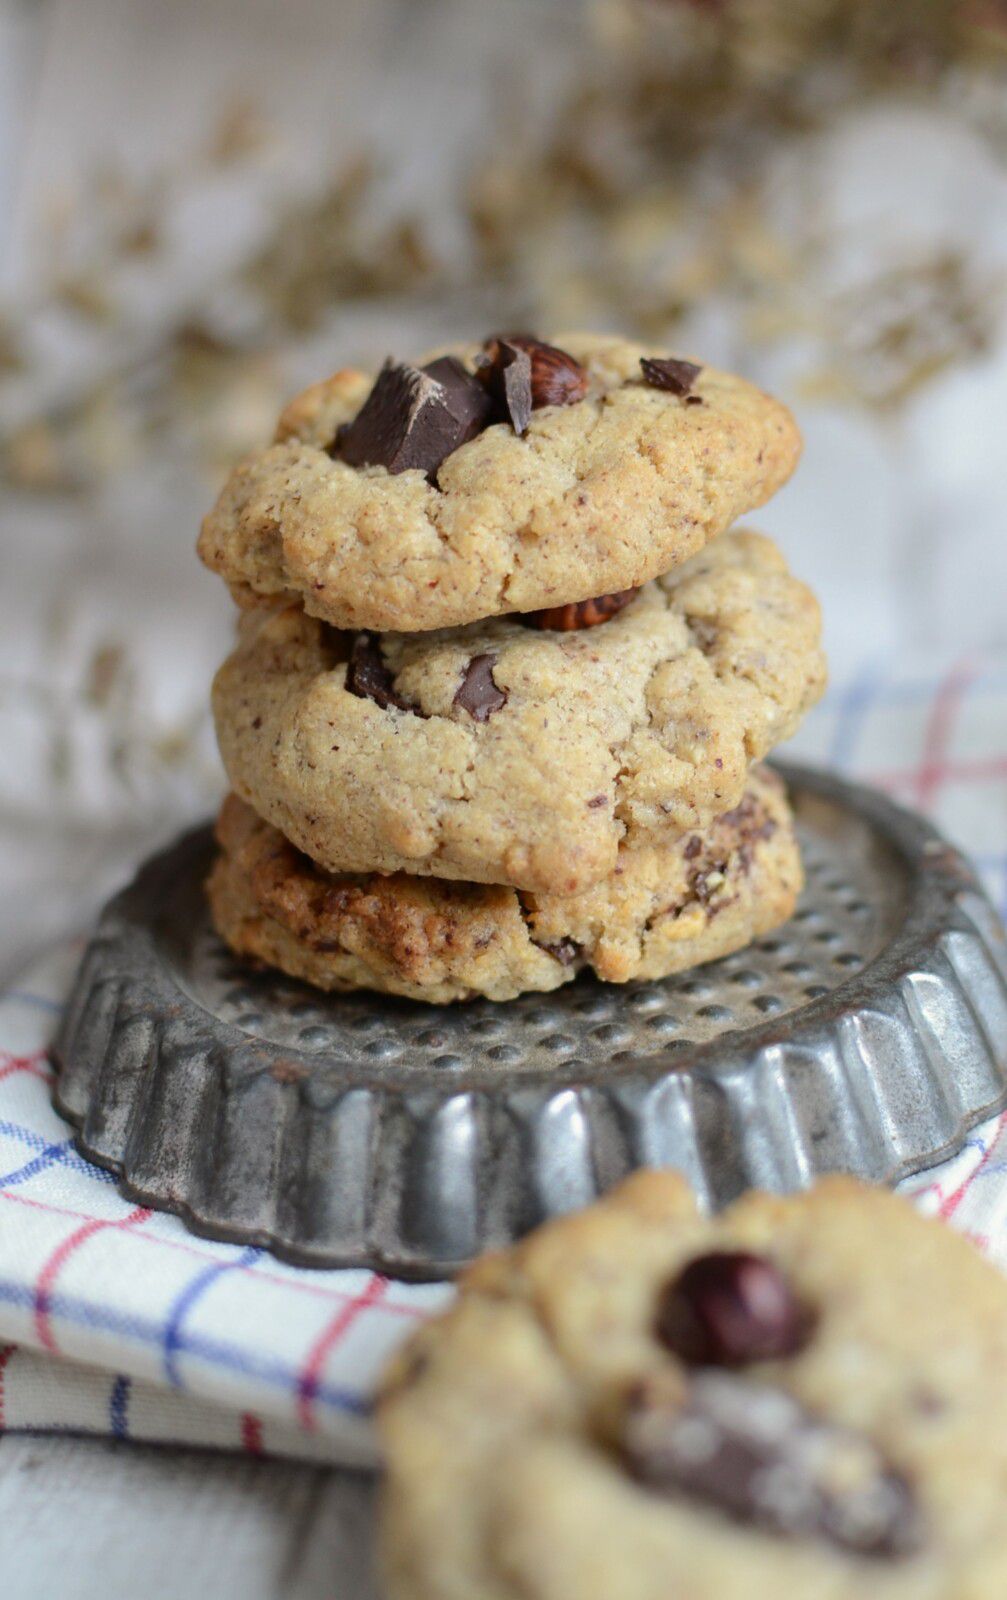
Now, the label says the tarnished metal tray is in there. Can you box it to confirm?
[52,763,1007,1277]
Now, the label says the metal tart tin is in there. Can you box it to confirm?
[53,763,1007,1278]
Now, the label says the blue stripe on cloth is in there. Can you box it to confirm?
[162,1246,263,1388]
[0,1139,76,1189]
[0,1121,117,1185]
[826,659,884,771]
[818,664,1007,714]
[0,1277,367,1415]
[109,1373,131,1439]
[0,991,63,1015]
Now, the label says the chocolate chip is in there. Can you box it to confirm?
[622,1373,923,1561]
[656,1251,810,1367]
[683,835,702,859]
[719,794,777,843]
[640,356,702,396]
[506,335,589,409]
[516,892,584,966]
[477,340,533,435]
[538,937,581,966]
[520,589,639,632]
[453,654,507,721]
[587,793,608,809]
[332,358,489,480]
[421,355,493,444]
[345,632,412,712]
[691,867,726,907]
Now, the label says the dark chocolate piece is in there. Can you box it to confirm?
[640,356,702,396]
[656,1251,810,1367]
[333,358,488,479]
[477,340,533,435]
[421,356,493,445]
[622,1373,924,1560]
[453,654,507,721]
[520,589,639,632]
[345,632,412,712]
[538,938,581,966]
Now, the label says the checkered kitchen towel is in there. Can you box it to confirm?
[1,654,1006,1467]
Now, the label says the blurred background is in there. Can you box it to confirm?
[2,0,1006,976]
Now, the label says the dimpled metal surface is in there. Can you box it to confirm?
[53,765,1007,1277]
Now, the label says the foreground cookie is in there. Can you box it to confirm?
[378,1174,1007,1600]
[212,529,824,895]
[198,333,801,633]
[208,768,799,1003]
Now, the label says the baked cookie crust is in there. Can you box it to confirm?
[198,334,801,633]
[207,767,801,1004]
[211,529,825,895]
[377,1173,1007,1599]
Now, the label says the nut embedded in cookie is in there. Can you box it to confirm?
[210,529,825,895]
[197,332,802,634]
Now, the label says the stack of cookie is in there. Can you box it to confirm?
[198,334,825,1004]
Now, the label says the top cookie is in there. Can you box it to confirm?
[378,1172,1007,1600]
[198,333,801,633]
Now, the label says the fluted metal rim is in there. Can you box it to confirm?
[52,763,1007,1277]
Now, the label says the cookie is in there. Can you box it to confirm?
[377,1173,1007,1600]
[207,767,799,1004]
[198,333,801,633]
[211,529,824,896]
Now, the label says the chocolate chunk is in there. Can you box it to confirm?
[507,336,589,409]
[345,632,412,712]
[622,1373,924,1560]
[656,1252,811,1367]
[333,358,488,479]
[478,340,533,435]
[421,355,493,444]
[515,892,584,965]
[691,866,726,907]
[538,937,581,966]
[453,654,507,721]
[520,589,639,632]
[481,334,588,426]
[640,356,702,397]
[719,794,777,843]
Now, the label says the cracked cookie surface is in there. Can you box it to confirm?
[198,334,801,633]
[377,1173,1007,1600]
[211,529,825,895]
[207,768,799,1004]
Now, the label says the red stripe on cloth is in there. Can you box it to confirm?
[910,661,975,809]
[0,1051,52,1086]
[0,1342,16,1428]
[296,1275,388,1433]
[0,1189,425,1316]
[241,1412,264,1456]
[871,753,1007,793]
[938,1113,1007,1222]
[33,1206,152,1352]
